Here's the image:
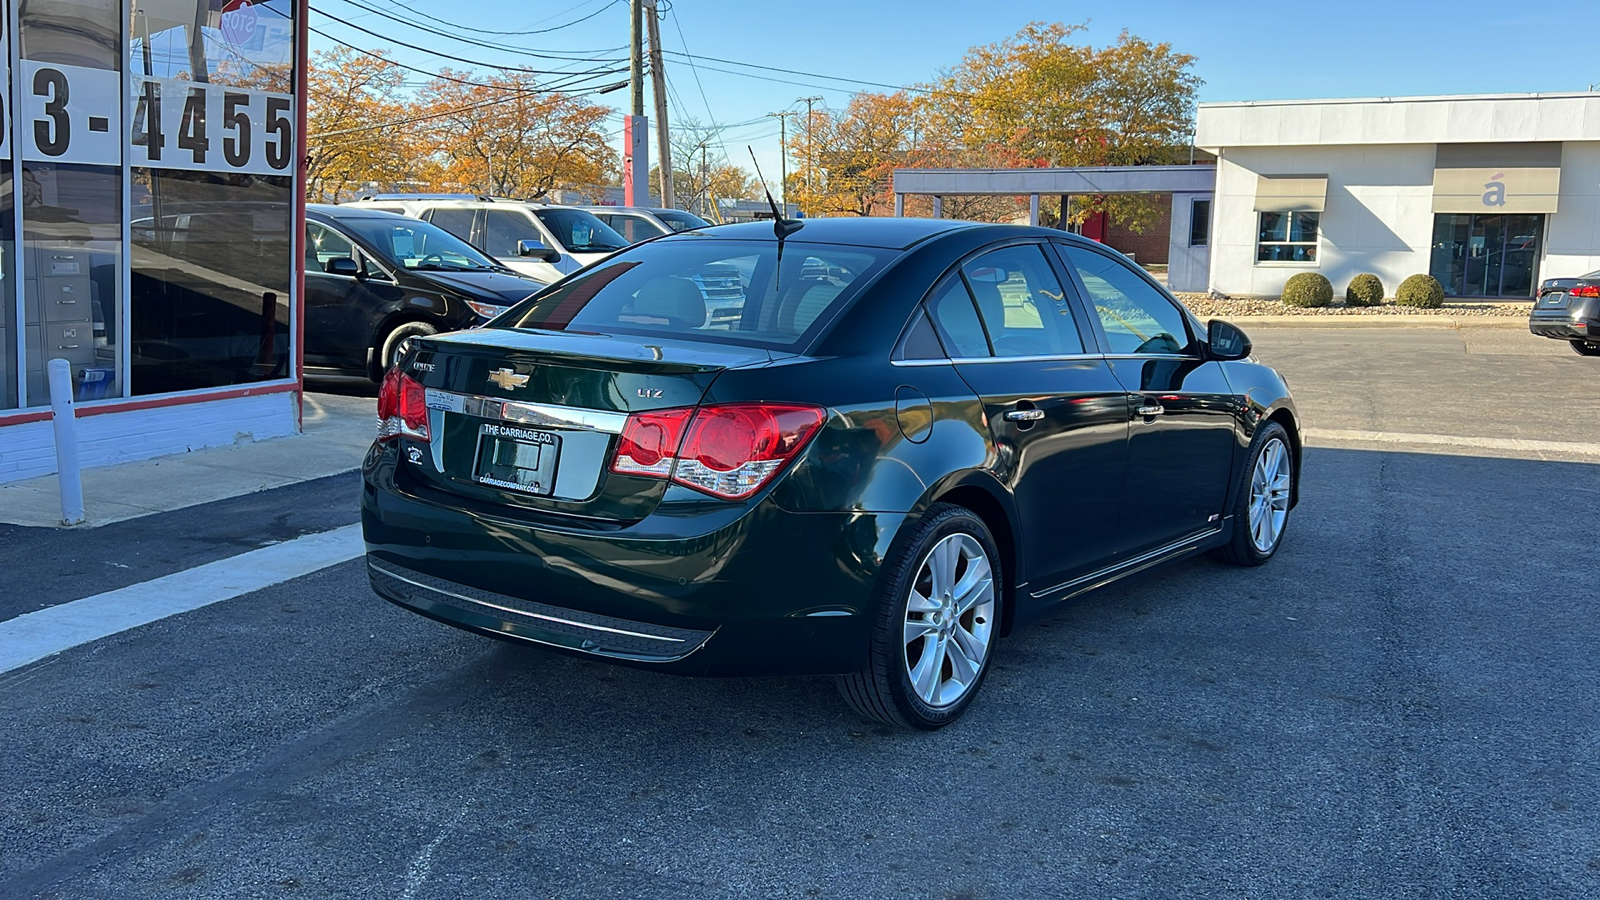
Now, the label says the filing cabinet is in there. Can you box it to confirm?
[38,277,93,323]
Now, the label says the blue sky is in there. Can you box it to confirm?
[309,0,1600,195]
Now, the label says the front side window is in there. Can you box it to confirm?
[498,240,891,349]
[1257,211,1319,262]
[531,208,629,253]
[483,209,538,258]
[608,214,666,244]
[306,222,353,272]
[960,245,1083,358]
[1062,244,1195,356]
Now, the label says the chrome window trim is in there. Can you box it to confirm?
[423,388,629,434]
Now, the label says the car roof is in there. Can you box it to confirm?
[308,203,409,220]
[653,217,1090,251]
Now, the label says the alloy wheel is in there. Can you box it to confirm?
[1248,437,1292,552]
[902,533,995,708]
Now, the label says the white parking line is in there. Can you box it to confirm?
[1306,429,1600,458]
[0,524,365,675]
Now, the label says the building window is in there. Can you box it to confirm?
[1256,211,1319,262]
[1189,199,1210,247]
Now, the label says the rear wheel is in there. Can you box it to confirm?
[1570,340,1600,357]
[375,321,438,381]
[1211,421,1293,567]
[837,504,1001,730]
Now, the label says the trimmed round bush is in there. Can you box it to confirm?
[1396,274,1445,308]
[1345,273,1385,307]
[1281,272,1334,308]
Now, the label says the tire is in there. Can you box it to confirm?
[375,321,438,381]
[1211,421,1294,567]
[836,503,1003,730]
[1569,340,1600,357]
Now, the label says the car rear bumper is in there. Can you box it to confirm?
[361,450,900,676]
[1529,315,1596,341]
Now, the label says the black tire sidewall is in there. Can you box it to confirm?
[876,505,1003,729]
[379,322,438,377]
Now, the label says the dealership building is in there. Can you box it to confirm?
[894,91,1600,298]
[0,0,305,485]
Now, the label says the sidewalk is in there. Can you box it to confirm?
[0,392,376,529]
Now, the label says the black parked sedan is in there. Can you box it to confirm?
[361,217,1301,729]
[1529,269,1600,356]
[305,205,546,380]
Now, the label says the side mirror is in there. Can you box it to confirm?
[324,257,361,278]
[1207,319,1252,361]
[517,239,560,263]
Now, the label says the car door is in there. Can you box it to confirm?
[482,208,564,283]
[933,242,1130,597]
[1055,242,1240,556]
[303,222,402,371]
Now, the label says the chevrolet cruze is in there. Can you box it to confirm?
[361,217,1300,729]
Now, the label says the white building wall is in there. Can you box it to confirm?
[1211,144,1439,298]
[0,391,299,485]
[1544,141,1600,280]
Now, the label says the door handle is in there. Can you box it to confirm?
[1004,408,1045,422]
[1136,403,1164,417]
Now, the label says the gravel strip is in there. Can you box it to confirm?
[1172,294,1530,318]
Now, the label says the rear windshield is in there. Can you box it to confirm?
[494,239,893,349]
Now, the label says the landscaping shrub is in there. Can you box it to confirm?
[1345,273,1385,307]
[1281,272,1334,308]
[1396,274,1445,308]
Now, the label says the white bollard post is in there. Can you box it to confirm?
[47,359,85,526]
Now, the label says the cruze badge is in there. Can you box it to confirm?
[488,368,529,390]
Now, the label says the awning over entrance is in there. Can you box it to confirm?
[1253,175,1327,212]
[1432,142,1562,214]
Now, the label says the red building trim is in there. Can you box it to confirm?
[294,0,310,432]
[0,381,301,428]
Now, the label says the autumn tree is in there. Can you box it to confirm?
[651,119,758,220]
[305,48,415,201]
[413,70,617,201]
[788,92,916,218]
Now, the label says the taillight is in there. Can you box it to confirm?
[377,368,430,443]
[609,402,826,500]
[612,408,693,477]
[1570,284,1600,298]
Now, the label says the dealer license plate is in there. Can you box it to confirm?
[473,424,560,495]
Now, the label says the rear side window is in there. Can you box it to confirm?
[498,239,892,349]
[961,244,1083,358]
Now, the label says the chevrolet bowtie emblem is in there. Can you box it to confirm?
[487,368,529,390]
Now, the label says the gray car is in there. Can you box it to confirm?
[580,207,712,244]
[1530,269,1600,356]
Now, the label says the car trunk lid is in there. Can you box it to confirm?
[395,328,779,522]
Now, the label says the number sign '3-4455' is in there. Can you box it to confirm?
[130,76,294,176]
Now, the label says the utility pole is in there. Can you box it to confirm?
[643,0,672,208]
[765,111,795,213]
[799,96,821,216]
[624,0,648,207]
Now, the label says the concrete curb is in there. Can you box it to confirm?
[1207,315,1528,328]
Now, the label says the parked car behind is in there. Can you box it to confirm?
[580,206,712,244]
[341,195,629,284]
[1530,269,1600,356]
[304,205,545,380]
[361,217,1302,729]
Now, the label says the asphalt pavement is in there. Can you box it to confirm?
[3,322,1598,898]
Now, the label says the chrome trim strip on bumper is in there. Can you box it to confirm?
[424,388,629,434]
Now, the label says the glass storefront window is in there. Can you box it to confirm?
[127,0,295,395]
[20,0,125,406]
[1256,211,1319,263]
[1429,213,1545,298]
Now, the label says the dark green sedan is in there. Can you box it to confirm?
[361,217,1301,729]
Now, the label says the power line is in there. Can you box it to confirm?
[362,0,620,38]
[309,27,627,91]
[312,6,625,70]
[312,86,622,143]
[323,0,626,61]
